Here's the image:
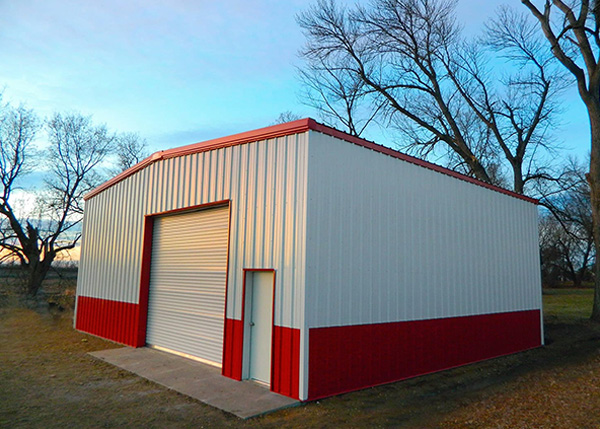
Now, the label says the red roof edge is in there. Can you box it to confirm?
[85,117,537,205]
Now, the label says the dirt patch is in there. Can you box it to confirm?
[1,290,600,428]
[0,309,236,428]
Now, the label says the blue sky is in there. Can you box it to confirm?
[1,0,316,150]
[0,0,591,158]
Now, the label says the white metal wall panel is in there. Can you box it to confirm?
[146,206,229,364]
[76,133,308,329]
[304,131,542,328]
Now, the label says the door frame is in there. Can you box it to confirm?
[135,200,232,348]
[241,268,276,387]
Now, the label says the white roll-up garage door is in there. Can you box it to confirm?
[146,205,229,366]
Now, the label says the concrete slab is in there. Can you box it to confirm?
[89,347,299,419]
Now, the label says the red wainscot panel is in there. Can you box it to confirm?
[221,321,301,400]
[271,326,300,400]
[222,318,244,380]
[308,309,542,400]
[75,296,140,347]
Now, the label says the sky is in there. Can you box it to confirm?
[0,0,592,172]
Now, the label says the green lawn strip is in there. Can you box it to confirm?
[543,288,594,323]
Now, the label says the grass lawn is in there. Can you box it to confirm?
[1,289,599,428]
[543,288,595,323]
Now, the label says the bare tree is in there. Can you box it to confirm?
[297,0,563,193]
[0,110,117,296]
[0,102,39,268]
[298,58,383,136]
[539,161,595,288]
[456,6,568,192]
[271,111,303,125]
[539,214,591,287]
[0,103,38,200]
[521,0,600,321]
[116,132,149,172]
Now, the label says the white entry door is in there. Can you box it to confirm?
[246,271,274,384]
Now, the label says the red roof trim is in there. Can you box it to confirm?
[85,118,537,204]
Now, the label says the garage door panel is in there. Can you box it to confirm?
[149,334,222,360]
[150,247,228,258]
[149,279,227,293]
[146,205,229,365]
[150,272,227,283]
[149,283,226,299]
[148,312,224,332]
[149,287,226,299]
[149,301,225,316]
[149,299,225,313]
[150,324,224,345]
[151,249,227,259]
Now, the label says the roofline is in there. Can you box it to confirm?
[85,118,538,204]
[85,119,313,200]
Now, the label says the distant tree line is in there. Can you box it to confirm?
[538,160,595,288]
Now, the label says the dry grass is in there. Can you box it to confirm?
[1,289,599,428]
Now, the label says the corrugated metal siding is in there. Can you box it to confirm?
[146,206,229,364]
[305,131,542,328]
[308,309,541,399]
[76,133,309,329]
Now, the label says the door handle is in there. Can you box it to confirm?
[249,322,255,327]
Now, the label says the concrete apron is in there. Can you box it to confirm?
[89,347,299,419]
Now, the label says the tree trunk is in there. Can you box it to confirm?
[587,102,600,321]
[573,273,583,289]
[24,254,54,297]
[512,162,524,194]
[470,161,493,186]
[592,241,600,321]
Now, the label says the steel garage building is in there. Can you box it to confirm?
[75,118,543,401]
